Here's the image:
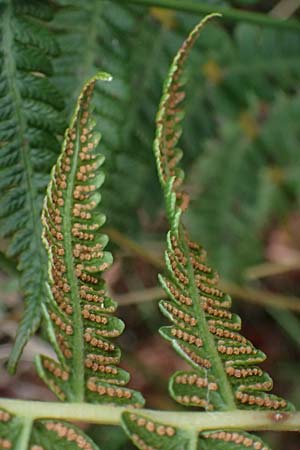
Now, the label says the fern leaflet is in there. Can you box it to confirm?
[36,72,144,407]
[0,0,65,372]
[122,14,293,450]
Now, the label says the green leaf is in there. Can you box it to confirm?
[0,407,25,449]
[199,431,271,449]
[122,411,191,450]
[0,0,65,372]
[155,10,293,410]
[36,72,145,407]
[123,13,295,450]
[31,420,101,450]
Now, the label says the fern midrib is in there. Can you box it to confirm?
[179,224,236,411]
[63,118,85,402]
[14,417,33,450]
[2,4,46,291]
[187,430,199,450]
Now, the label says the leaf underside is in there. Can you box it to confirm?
[0,0,65,372]
[36,72,144,408]
[122,13,293,450]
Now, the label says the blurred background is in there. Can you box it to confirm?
[1,0,300,448]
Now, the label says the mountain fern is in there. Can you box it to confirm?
[0,0,65,372]
[0,4,298,450]
[122,14,293,450]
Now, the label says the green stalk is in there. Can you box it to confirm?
[112,0,300,31]
[15,418,33,450]
[63,114,85,401]
[1,398,300,432]
[180,226,236,410]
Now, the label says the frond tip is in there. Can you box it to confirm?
[154,12,221,228]
[36,72,144,407]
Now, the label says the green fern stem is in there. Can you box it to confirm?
[179,226,236,410]
[15,418,33,450]
[63,114,85,402]
[0,399,300,432]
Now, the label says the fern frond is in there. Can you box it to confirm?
[36,72,144,408]
[155,12,293,415]
[0,0,65,372]
[122,14,293,450]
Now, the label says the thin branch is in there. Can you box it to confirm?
[1,398,300,432]
[117,283,300,311]
[108,229,300,311]
[244,261,300,280]
[15,417,33,450]
[112,0,300,31]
